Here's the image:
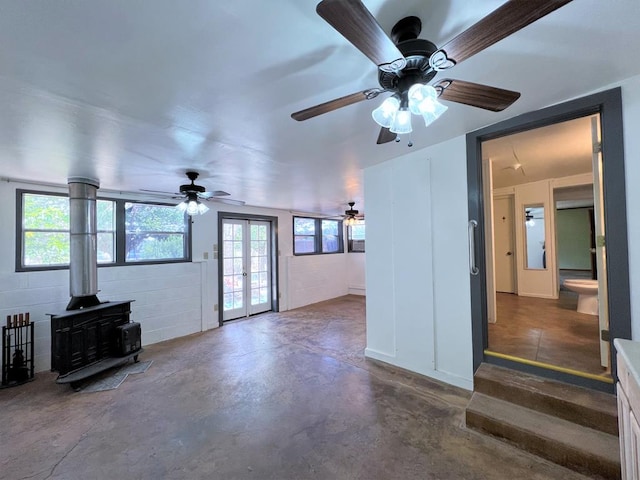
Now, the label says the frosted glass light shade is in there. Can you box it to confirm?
[177,197,209,215]
[422,101,448,126]
[197,202,209,214]
[372,96,400,128]
[186,200,199,215]
[408,83,438,115]
[390,109,412,134]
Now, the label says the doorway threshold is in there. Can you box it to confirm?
[484,350,613,384]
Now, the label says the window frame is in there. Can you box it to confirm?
[16,189,192,271]
[293,216,344,256]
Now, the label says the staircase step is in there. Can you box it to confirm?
[466,392,620,479]
[474,363,618,435]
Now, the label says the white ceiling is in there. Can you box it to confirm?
[485,115,596,189]
[1,0,639,216]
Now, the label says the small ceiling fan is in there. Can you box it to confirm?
[141,171,245,212]
[291,0,572,144]
[501,147,527,176]
[343,201,364,226]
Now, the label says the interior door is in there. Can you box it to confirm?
[222,219,272,321]
[493,196,516,293]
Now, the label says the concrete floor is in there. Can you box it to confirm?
[1,295,593,479]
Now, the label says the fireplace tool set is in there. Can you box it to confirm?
[1,312,35,387]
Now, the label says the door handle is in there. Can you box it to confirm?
[506,251,512,256]
[468,220,479,276]
[242,272,247,277]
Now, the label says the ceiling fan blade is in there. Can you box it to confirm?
[316,0,406,72]
[199,190,230,199]
[435,79,521,112]
[140,188,178,195]
[376,127,396,144]
[292,89,379,121]
[439,0,572,65]
[207,197,245,206]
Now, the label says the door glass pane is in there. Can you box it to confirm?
[223,222,245,313]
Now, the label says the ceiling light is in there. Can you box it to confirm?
[371,95,400,128]
[373,83,447,136]
[525,210,535,227]
[345,215,357,227]
[390,108,412,134]
[176,192,209,216]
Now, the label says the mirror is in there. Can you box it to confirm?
[524,205,545,270]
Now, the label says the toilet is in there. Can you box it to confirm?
[563,278,599,315]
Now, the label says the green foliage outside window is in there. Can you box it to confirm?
[125,203,187,261]
[18,191,190,269]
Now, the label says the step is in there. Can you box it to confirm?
[474,363,618,435]
[466,392,620,479]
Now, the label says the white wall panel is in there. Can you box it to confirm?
[364,160,396,359]
[365,137,472,390]
[428,136,473,386]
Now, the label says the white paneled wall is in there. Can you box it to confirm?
[364,137,473,390]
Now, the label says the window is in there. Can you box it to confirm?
[348,221,365,253]
[293,216,343,255]
[98,200,116,263]
[17,190,191,270]
[22,193,71,267]
[125,202,188,262]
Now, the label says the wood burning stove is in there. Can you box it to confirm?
[48,301,141,386]
[48,178,142,389]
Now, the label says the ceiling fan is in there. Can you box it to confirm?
[141,171,245,214]
[291,0,572,144]
[343,201,364,226]
[501,147,527,176]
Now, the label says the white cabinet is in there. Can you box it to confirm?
[615,339,640,479]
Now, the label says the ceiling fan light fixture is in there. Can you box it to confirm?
[422,101,448,127]
[408,83,437,114]
[176,191,210,216]
[345,216,357,227]
[372,95,400,128]
[389,108,412,134]
[186,200,200,216]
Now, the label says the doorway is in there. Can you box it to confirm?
[467,88,631,392]
[493,196,516,294]
[218,213,279,323]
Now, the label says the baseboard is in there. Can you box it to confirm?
[365,348,473,391]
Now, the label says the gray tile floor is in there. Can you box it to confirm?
[1,295,593,479]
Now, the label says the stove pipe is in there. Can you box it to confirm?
[66,177,101,310]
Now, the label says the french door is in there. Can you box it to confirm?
[222,219,272,321]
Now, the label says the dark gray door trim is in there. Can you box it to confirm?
[217,211,279,326]
[467,87,630,392]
